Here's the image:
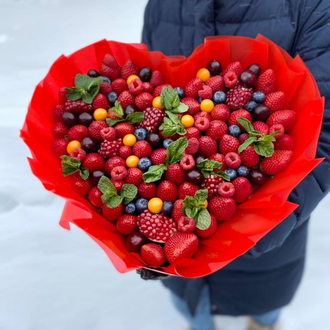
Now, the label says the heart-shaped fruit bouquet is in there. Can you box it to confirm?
[21,36,323,278]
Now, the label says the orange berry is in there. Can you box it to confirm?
[148,198,163,214]
[196,68,211,82]
[200,99,214,113]
[123,134,137,147]
[67,140,81,154]
[181,115,194,128]
[152,96,164,109]
[126,155,139,168]
[93,108,108,121]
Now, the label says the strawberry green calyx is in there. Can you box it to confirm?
[197,159,230,180]
[237,117,281,157]
[60,155,89,180]
[106,101,144,127]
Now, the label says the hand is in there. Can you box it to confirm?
[136,268,169,280]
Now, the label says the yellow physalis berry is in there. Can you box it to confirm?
[127,75,140,85]
[67,140,81,154]
[200,99,214,113]
[202,200,208,209]
[123,134,137,147]
[196,68,211,82]
[148,198,164,214]
[152,96,164,109]
[93,108,108,121]
[126,155,139,168]
[181,114,194,128]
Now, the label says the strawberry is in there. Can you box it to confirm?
[88,121,108,141]
[181,97,200,116]
[260,150,293,175]
[150,70,164,87]
[185,127,201,139]
[269,124,284,138]
[153,84,171,97]
[51,122,68,139]
[209,196,236,221]
[195,111,211,122]
[116,214,138,235]
[185,138,199,155]
[209,153,226,171]
[184,78,203,98]
[92,93,109,110]
[201,175,224,199]
[64,100,92,112]
[198,85,213,99]
[211,104,231,122]
[52,104,65,122]
[141,244,166,267]
[104,156,126,173]
[133,140,152,158]
[219,134,240,154]
[111,78,128,94]
[178,182,199,199]
[121,60,139,80]
[232,177,252,203]
[100,54,121,81]
[165,164,185,185]
[70,173,92,196]
[172,199,185,222]
[118,91,135,109]
[110,179,124,192]
[136,107,165,132]
[142,82,154,94]
[150,148,167,165]
[256,69,276,95]
[198,136,218,157]
[264,91,285,112]
[273,134,295,150]
[266,110,296,131]
[164,232,199,264]
[52,138,68,157]
[206,120,228,141]
[99,139,123,157]
[223,61,243,77]
[125,168,143,185]
[100,82,112,95]
[82,153,105,172]
[240,145,260,167]
[226,85,253,110]
[119,146,132,158]
[205,76,225,93]
[68,125,89,141]
[102,203,124,221]
[157,180,178,202]
[253,121,269,135]
[138,182,157,199]
[228,110,252,130]
[224,71,238,88]
[88,186,103,207]
[194,214,217,238]
[115,122,135,139]
[135,92,154,110]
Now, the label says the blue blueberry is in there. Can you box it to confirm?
[252,91,266,103]
[163,139,174,149]
[228,125,241,137]
[225,168,237,181]
[134,128,148,141]
[102,77,111,84]
[245,101,258,112]
[162,201,173,217]
[135,198,148,213]
[197,97,203,104]
[107,92,118,104]
[138,157,152,172]
[237,166,250,177]
[125,202,136,215]
[174,87,185,99]
[213,91,226,104]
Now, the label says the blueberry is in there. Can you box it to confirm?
[197,97,203,104]
[162,201,173,217]
[163,139,174,149]
[138,157,152,172]
[174,87,185,99]
[245,101,258,112]
[102,77,111,84]
[228,125,241,137]
[253,91,266,104]
[134,128,148,141]
[125,202,136,215]
[225,168,237,181]
[213,91,226,104]
[107,92,118,105]
[237,166,250,177]
[135,198,148,213]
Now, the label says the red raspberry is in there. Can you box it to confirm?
[228,110,252,130]
[138,182,157,200]
[117,214,138,235]
[201,175,224,199]
[223,61,243,77]
[269,124,285,138]
[100,82,112,95]
[172,199,185,223]
[253,121,269,135]
[219,134,240,154]
[198,136,218,157]
[133,140,152,158]
[68,125,89,141]
[153,84,171,97]
[135,92,153,110]
[194,213,217,238]
[110,179,124,192]
[224,152,241,169]
[150,70,164,87]
[64,100,92,112]
[111,166,128,181]
[141,244,166,267]
[224,71,238,88]
[273,134,294,151]
[232,177,252,203]
[52,138,68,158]
[184,78,203,98]
[118,91,135,109]
[112,78,128,94]
[180,154,195,170]
[119,146,132,158]
[82,153,105,172]
[218,182,235,197]
[51,122,68,139]
[88,186,103,207]
[185,127,201,139]
[115,122,135,139]
[206,120,228,141]
[150,148,167,165]
[164,164,185,185]
[185,138,199,155]
[121,60,139,80]
[99,139,123,158]
[240,145,260,167]
[100,54,121,81]
[194,111,211,122]
[157,180,178,202]
[102,203,124,221]
[128,78,143,95]
[209,196,236,221]
[195,116,210,131]
[104,156,126,173]
[181,97,200,116]
[177,216,196,233]
[52,104,65,122]
[92,93,109,110]
[125,168,143,185]
[142,82,154,94]
[209,153,226,172]
[89,121,108,141]
[100,126,116,141]
[136,107,166,133]
[70,148,86,162]
[178,182,199,199]
[226,85,253,110]
[211,104,230,122]
[198,85,213,99]
[205,76,225,93]
[70,173,92,196]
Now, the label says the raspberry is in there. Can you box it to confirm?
[185,138,199,155]
[64,100,92,112]
[52,104,65,122]
[177,216,196,233]
[119,146,132,158]
[88,121,108,141]
[99,139,122,158]
[218,182,235,197]
[181,97,200,116]
[68,125,89,141]
[111,166,128,181]
[136,107,165,133]
[201,175,224,199]
[82,153,105,172]
[195,116,210,131]
[69,148,86,162]
[194,111,211,122]
[129,78,144,95]
[51,122,68,139]
[198,136,218,157]
[104,156,126,173]
[224,152,241,169]
[269,124,285,138]
[224,71,238,88]
[135,92,153,110]
[180,154,195,170]
[125,168,143,185]
[100,127,116,141]
[118,91,135,109]
[112,78,128,94]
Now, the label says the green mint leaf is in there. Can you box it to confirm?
[106,195,124,209]
[160,86,180,110]
[142,164,167,183]
[120,184,138,204]
[253,141,275,157]
[213,172,231,181]
[170,103,189,114]
[165,137,188,165]
[106,118,125,127]
[159,112,187,137]
[80,168,90,180]
[114,101,125,117]
[184,207,194,219]
[197,159,223,177]
[260,132,280,142]
[195,209,211,230]
[236,117,255,134]
[97,176,117,195]
[161,127,180,137]
[75,74,89,89]
[182,196,196,209]
[166,111,181,125]
[238,136,258,153]
[194,189,208,202]
[125,112,144,124]
[61,155,81,177]
[81,93,93,104]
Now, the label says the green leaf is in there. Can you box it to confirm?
[166,111,181,124]
[184,207,194,219]
[159,111,187,137]
[165,137,188,165]
[81,93,93,104]
[120,184,138,204]
[80,168,90,180]
[125,112,144,124]
[97,176,117,195]
[106,195,124,209]
[213,172,231,181]
[114,101,125,117]
[237,117,255,134]
[194,189,208,202]
[142,164,167,183]
[66,91,83,101]
[171,103,189,114]
[197,159,223,177]
[182,196,196,209]
[238,136,258,153]
[253,141,275,157]
[106,118,125,127]
[195,209,211,230]
[160,86,180,110]
[60,155,81,177]
[75,74,102,90]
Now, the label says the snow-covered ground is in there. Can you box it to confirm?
[0,1,329,329]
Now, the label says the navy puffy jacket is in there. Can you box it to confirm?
[142,0,330,316]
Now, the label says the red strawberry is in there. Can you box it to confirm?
[266,110,296,131]
[264,91,285,112]
[121,60,139,80]
[240,145,260,167]
[256,69,276,95]
[269,124,284,138]
[181,97,200,116]
[205,76,225,93]
[102,203,124,221]
[65,100,92,112]
[135,92,153,110]
[172,199,185,222]
[153,84,171,97]
[178,182,199,199]
[228,110,252,130]
[185,127,201,139]
[220,134,240,154]
[273,134,295,150]
[223,61,243,77]
[118,91,135,109]
[100,82,112,95]
[89,121,108,141]
[52,138,68,157]
[99,139,123,158]
[111,78,128,94]
[52,104,65,122]
[82,153,105,172]
[206,120,228,141]
[68,125,89,141]
[104,156,126,173]
[209,197,236,221]
[142,82,154,94]
[133,140,152,158]
[141,244,166,267]
[51,122,68,139]
[92,93,109,110]
[198,136,218,157]
[71,173,92,196]
[88,186,103,207]
[198,85,213,99]
[184,78,203,98]
[119,146,132,158]
[185,138,199,155]
[116,214,138,235]
[157,180,178,202]
[211,104,230,122]
[209,153,226,171]
[110,179,124,192]
[136,107,165,133]
[100,54,121,81]
[260,150,293,175]
[194,214,217,238]
[201,175,224,199]
[115,122,135,139]
[164,232,199,264]
[238,133,249,144]
[232,177,252,203]
[125,168,143,185]
[226,85,253,110]
[138,182,157,200]
[150,148,167,165]
[165,164,185,185]
[253,121,269,135]
[224,71,238,88]
[150,70,164,87]
[129,79,144,95]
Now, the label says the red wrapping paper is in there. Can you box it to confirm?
[20,35,324,278]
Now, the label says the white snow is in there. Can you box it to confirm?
[0,1,329,329]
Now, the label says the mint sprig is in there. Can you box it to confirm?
[106,101,144,127]
[142,164,167,183]
[65,74,103,104]
[60,155,89,180]
[196,159,230,181]
[160,86,189,114]
[159,111,186,137]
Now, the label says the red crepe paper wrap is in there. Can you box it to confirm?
[21,35,324,278]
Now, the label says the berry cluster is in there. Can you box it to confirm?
[51,55,296,268]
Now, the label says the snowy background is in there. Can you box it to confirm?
[0,0,329,329]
